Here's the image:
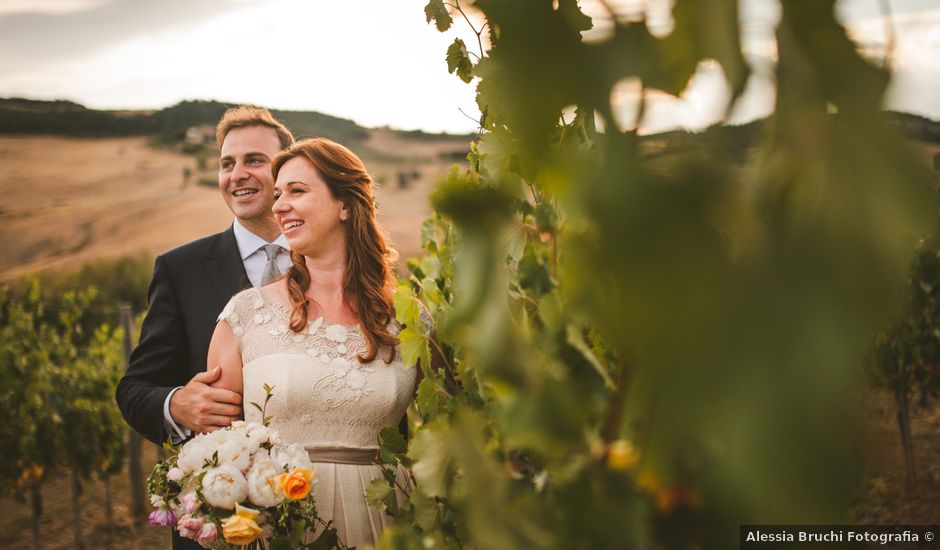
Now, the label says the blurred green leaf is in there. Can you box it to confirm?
[408,420,454,498]
[416,377,445,419]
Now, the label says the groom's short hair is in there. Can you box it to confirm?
[216,106,294,149]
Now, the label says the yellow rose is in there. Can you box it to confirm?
[276,466,315,501]
[221,504,263,545]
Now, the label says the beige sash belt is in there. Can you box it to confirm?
[305,446,380,465]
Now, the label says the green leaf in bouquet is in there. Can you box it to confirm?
[250,402,263,414]
[305,524,340,550]
[379,426,408,463]
[289,520,306,546]
[269,537,292,550]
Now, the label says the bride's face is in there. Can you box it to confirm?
[273,157,348,257]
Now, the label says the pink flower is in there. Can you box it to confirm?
[148,509,176,527]
[181,491,201,514]
[177,514,204,540]
[196,522,218,546]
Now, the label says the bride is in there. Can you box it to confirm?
[207,137,417,547]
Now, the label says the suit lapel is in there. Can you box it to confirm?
[202,225,251,302]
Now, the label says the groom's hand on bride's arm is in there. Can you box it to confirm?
[169,367,242,433]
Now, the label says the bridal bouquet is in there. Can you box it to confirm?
[147,386,337,549]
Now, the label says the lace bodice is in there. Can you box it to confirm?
[218,288,417,450]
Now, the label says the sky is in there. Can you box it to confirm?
[0,0,937,134]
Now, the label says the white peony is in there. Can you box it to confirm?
[270,443,312,471]
[206,427,236,446]
[249,447,270,465]
[217,439,251,471]
[244,423,270,452]
[177,434,214,473]
[246,458,285,508]
[201,464,248,509]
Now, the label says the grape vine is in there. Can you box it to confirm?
[370,1,935,548]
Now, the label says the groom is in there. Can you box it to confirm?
[116,106,293,448]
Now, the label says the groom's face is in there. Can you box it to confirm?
[218,125,281,224]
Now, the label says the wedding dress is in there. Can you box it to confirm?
[218,287,417,547]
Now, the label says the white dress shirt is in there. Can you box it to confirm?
[232,219,293,287]
[163,220,292,441]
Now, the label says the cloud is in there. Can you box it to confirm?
[0,0,109,17]
[0,0,258,67]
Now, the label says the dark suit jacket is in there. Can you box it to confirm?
[116,225,249,445]
[116,226,248,550]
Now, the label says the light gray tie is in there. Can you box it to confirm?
[260,244,283,286]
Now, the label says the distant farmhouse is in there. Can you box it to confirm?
[185,125,215,145]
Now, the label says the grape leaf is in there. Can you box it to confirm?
[416,377,444,418]
[446,38,474,83]
[378,426,408,464]
[407,421,453,498]
[399,326,430,371]
[410,487,440,531]
[424,0,453,32]
[557,0,592,32]
[365,478,395,510]
[393,282,420,328]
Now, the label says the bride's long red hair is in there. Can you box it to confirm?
[271,138,398,363]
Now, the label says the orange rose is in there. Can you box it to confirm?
[276,466,315,501]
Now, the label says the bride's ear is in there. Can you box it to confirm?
[339,204,349,222]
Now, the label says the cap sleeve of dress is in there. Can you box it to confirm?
[216,288,259,353]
